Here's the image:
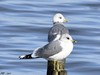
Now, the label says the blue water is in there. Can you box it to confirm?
[0,0,100,75]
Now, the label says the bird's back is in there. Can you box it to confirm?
[35,40,62,58]
[48,24,69,42]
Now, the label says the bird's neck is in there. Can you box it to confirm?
[53,22,64,25]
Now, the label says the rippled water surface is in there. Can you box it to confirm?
[0,0,100,75]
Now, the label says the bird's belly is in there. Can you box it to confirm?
[48,42,73,60]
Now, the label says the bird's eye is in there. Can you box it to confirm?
[66,37,70,40]
[59,17,62,19]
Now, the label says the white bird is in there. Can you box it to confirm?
[19,34,76,60]
[48,13,69,42]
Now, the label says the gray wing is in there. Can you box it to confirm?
[35,41,62,58]
[48,24,69,42]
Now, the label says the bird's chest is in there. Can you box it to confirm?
[49,41,73,60]
[60,41,71,50]
[60,41,73,56]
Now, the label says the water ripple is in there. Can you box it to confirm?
[0,0,100,75]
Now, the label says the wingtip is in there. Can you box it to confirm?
[19,54,33,59]
[19,55,26,59]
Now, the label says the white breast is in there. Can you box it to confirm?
[49,41,73,60]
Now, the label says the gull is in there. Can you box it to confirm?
[19,34,76,60]
[48,13,69,42]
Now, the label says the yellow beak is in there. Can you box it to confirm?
[72,40,77,43]
[64,19,68,22]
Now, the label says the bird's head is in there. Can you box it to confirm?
[53,13,68,23]
[61,34,77,43]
